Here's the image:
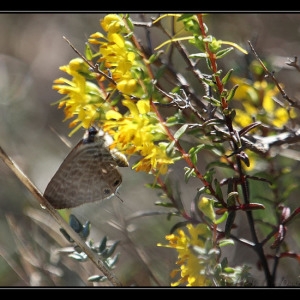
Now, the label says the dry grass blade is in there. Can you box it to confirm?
[0,145,122,286]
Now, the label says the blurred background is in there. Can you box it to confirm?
[1,13,300,287]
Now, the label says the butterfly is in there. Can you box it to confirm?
[44,126,128,209]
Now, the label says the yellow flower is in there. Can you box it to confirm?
[198,196,216,222]
[104,99,174,175]
[232,108,254,128]
[231,76,297,129]
[157,223,213,286]
[116,78,137,94]
[228,74,298,171]
[52,58,112,135]
[100,14,125,34]
[88,15,140,97]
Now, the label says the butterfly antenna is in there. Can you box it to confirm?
[49,126,73,148]
[115,191,124,203]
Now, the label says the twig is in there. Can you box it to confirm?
[286,56,300,72]
[0,145,122,286]
[63,36,116,85]
[248,40,300,110]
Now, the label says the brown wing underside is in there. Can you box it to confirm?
[44,140,122,209]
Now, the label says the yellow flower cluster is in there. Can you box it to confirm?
[158,223,212,286]
[228,70,297,170]
[104,99,174,175]
[53,14,141,136]
[231,76,297,129]
[89,14,138,95]
[52,14,176,176]
[52,58,110,135]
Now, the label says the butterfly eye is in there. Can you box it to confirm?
[83,127,98,144]
[113,179,121,187]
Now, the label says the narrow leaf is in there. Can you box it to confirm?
[218,238,235,247]
[88,275,107,282]
[221,69,234,85]
[216,47,233,59]
[174,124,189,140]
[226,84,239,101]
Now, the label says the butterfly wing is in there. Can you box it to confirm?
[44,138,122,209]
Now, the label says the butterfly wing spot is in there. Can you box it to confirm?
[103,187,112,195]
[101,168,108,174]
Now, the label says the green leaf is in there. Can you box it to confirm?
[203,118,225,127]
[228,108,236,121]
[167,211,180,221]
[155,201,176,208]
[221,69,234,85]
[155,65,167,80]
[203,95,221,106]
[166,114,185,126]
[177,14,194,21]
[216,47,233,59]
[215,210,228,225]
[145,183,162,189]
[223,267,235,273]
[149,50,164,64]
[59,228,73,243]
[226,84,239,101]
[201,75,215,86]
[195,187,208,199]
[225,211,236,238]
[239,121,261,137]
[214,178,223,201]
[85,42,93,60]
[69,214,83,233]
[103,241,120,258]
[81,221,90,239]
[190,151,198,165]
[189,52,208,59]
[69,252,88,262]
[220,257,229,270]
[125,15,134,30]
[174,124,189,140]
[218,238,235,247]
[98,236,107,253]
[227,192,238,206]
[203,35,213,43]
[189,144,205,156]
[106,253,120,268]
[238,151,250,167]
[184,167,196,182]
[203,168,215,184]
[166,140,176,156]
[88,275,107,282]
[213,70,222,77]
